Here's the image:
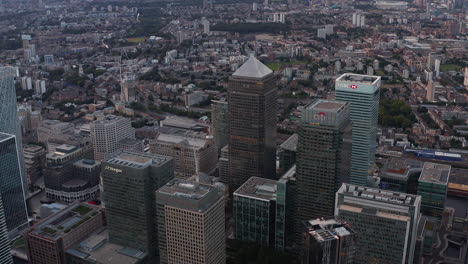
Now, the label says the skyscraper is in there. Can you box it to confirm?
[335,73,381,186]
[0,67,27,195]
[211,99,229,154]
[0,197,13,264]
[102,150,173,259]
[296,99,351,222]
[156,179,225,264]
[90,115,136,161]
[0,133,28,233]
[335,184,421,264]
[302,217,356,264]
[228,56,277,190]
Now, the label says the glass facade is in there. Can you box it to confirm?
[0,67,27,195]
[233,196,275,246]
[418,181,447,217]
[296,100,352,223]
[335,74,381,186]
[102,151,174,259]
[0,197,13,264]
[0,133,28,233]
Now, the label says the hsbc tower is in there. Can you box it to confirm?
[335,73,381,187]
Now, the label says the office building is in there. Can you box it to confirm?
[102,150,173,259]
[218,145,229,185]
[418,162,450,217]
[0,67,27,195]
[23,144,46,186]
[275,165,297,249]
[228,56,277,190]
[156,179,225,264]
[335,73,381,186]
[90,115,135,161]
[278,133,297,176]
[335,184,421,264]
[296,99,351,222]
[149,133,217,179]
[38,120,92,154]
[44,144,94,202]
[0,198,13,264]
[211,99,229,153]
[234,177,278,247]
[380,158,423,194]
[0,133,28,233]
[233,176,294,249]
[302,217,356,264]
[24,202,104,264]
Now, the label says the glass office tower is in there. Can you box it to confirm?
[0,67,27,195]
[296,99,352,221]
[335,73,381,186]
[0,133,28,233]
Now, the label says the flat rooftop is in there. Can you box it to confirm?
[336,73,380,84]
[381,158,423,180]
[31,203,100,240]
[74,159,100,168]
[66,228,144,264]
[234,177,277,201]
[307,99,347,111]
[304,217,354,242]
[106,150,171,169]
[158,179,215,201]
[419,162,451,185]
[338,184,419,207]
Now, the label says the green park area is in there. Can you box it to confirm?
[440,64,462,72]
[265,60,308,71]
[127,37,146,43]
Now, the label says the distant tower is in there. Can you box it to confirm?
[264,0,269,5]
[90,115,136,161]
[464,67,468,89]
[335,73,381,186]
[434,59,440,78]
[211,100,229,153]
[228,57,277,190]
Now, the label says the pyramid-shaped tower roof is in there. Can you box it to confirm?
[232,56,273,79]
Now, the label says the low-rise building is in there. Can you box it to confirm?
[25,202,105,264]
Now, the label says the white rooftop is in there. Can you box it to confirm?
[232,56,273,79]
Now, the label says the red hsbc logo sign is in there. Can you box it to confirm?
[313,112,327,121]
[350,84,358,89]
